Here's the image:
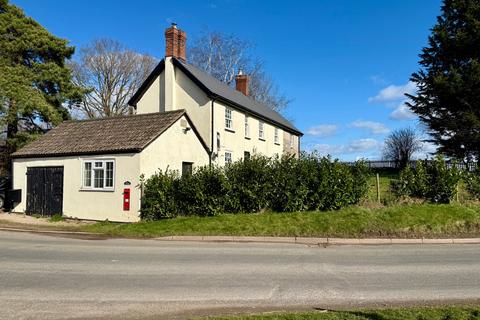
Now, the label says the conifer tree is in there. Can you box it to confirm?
[407,0,480,161]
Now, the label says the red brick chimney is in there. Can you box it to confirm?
[235,70,249,96]
[165,23,187,61]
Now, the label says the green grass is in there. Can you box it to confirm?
[49,214,64,222]
[366,169,399,204]
[80,203,480,238]
[198,306,480,320]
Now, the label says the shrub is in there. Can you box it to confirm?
[140,154,371,220]
[140,170,178,220]
[268,155,309,212]
[224,155,272,213]
[175,166,227,217]
[465,165,480,200]
[392,156,461,203]
[426,156,461,203]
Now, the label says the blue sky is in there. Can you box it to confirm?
[13,0,442,160]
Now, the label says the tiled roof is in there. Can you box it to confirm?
[12,110,185,158]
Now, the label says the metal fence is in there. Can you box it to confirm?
[345,160,477,172]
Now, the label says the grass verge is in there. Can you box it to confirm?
[78,203,480,239]
[197,306,480,319]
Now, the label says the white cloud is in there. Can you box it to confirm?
[368,81,416,103]
[389,102,416,120]
[349,120,390,134]
[313,138,380,156]
[307,124,338,137]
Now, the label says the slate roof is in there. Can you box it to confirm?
[12,110,186,158]
[128,58,302,135]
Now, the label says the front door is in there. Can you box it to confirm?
[26,167,64,216]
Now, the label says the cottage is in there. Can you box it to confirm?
[11,24,302,222]
[12,111,209,222]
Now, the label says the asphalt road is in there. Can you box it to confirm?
[1,231,480,320]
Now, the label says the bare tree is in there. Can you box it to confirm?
[383,127,423,169]
[188,31,290,112]
[70,39,157,118]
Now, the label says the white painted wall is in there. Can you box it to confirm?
[12,153,141,222]
[12,116,210,222]
[134,58,301,162]
[139,115,210,177]
[175,67,211,150]
[212,101,285,165]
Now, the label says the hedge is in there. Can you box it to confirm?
[140,154,370,220]
[391,156,463,203]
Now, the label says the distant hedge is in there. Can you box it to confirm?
[140,154,370,220]
[391,156,464,203]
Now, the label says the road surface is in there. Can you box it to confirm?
[0,231,479,320]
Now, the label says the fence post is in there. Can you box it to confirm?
[376,173,381,204]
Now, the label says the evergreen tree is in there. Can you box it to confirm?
[407,0,480,161]
[0,0,84,154]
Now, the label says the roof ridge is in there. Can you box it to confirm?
[61,110,185,125]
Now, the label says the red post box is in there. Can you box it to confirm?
[123,188,130,211]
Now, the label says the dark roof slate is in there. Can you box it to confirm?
[12,110,186,158]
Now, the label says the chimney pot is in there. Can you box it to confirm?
[165,24,187,61]
[235,72,249,96]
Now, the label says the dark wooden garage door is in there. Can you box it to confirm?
[26,167,64,216]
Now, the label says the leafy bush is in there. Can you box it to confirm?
[392,156,462,203]
[140,171,178,220]
[140,154,371,220]
[268,155,309,212]
[465,165,480,200]
[175,166,227,217]
[224,155,272,213]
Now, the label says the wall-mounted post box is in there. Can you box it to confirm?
[123,188,130,211]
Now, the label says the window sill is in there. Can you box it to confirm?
[274,142,280,145]
[259,138,266,141]
[79,188,115,192]
[225,128,235,133]
[245,136,251,140]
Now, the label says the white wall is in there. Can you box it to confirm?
[140,115,210,177]
[12,153,141,222]
[175,68,211,149]
[134,58,301,162]
[136,75,163,114]
[212,101,285,165]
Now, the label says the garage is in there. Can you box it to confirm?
[26,167,63,216]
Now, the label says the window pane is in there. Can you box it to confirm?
[225,152,232,164]
[84,162,92,187]
[225,109,232,129]
[94,161,103,168]
[182,162,193,176]
[94,169,104,188]
[106,162,114,187]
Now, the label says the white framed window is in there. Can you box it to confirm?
[244,115,250,138]
[225,151,233,164]
[290,134,294,149]
[274,128,279,144]
[83,160,115,190]
[259,121,265,140]
[225,108,233,129]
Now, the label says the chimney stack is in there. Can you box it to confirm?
[235,70,249,96]
[165,23,187,61]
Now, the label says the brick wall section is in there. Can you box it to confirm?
[165,24,187,61]
[235,74,249,96]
